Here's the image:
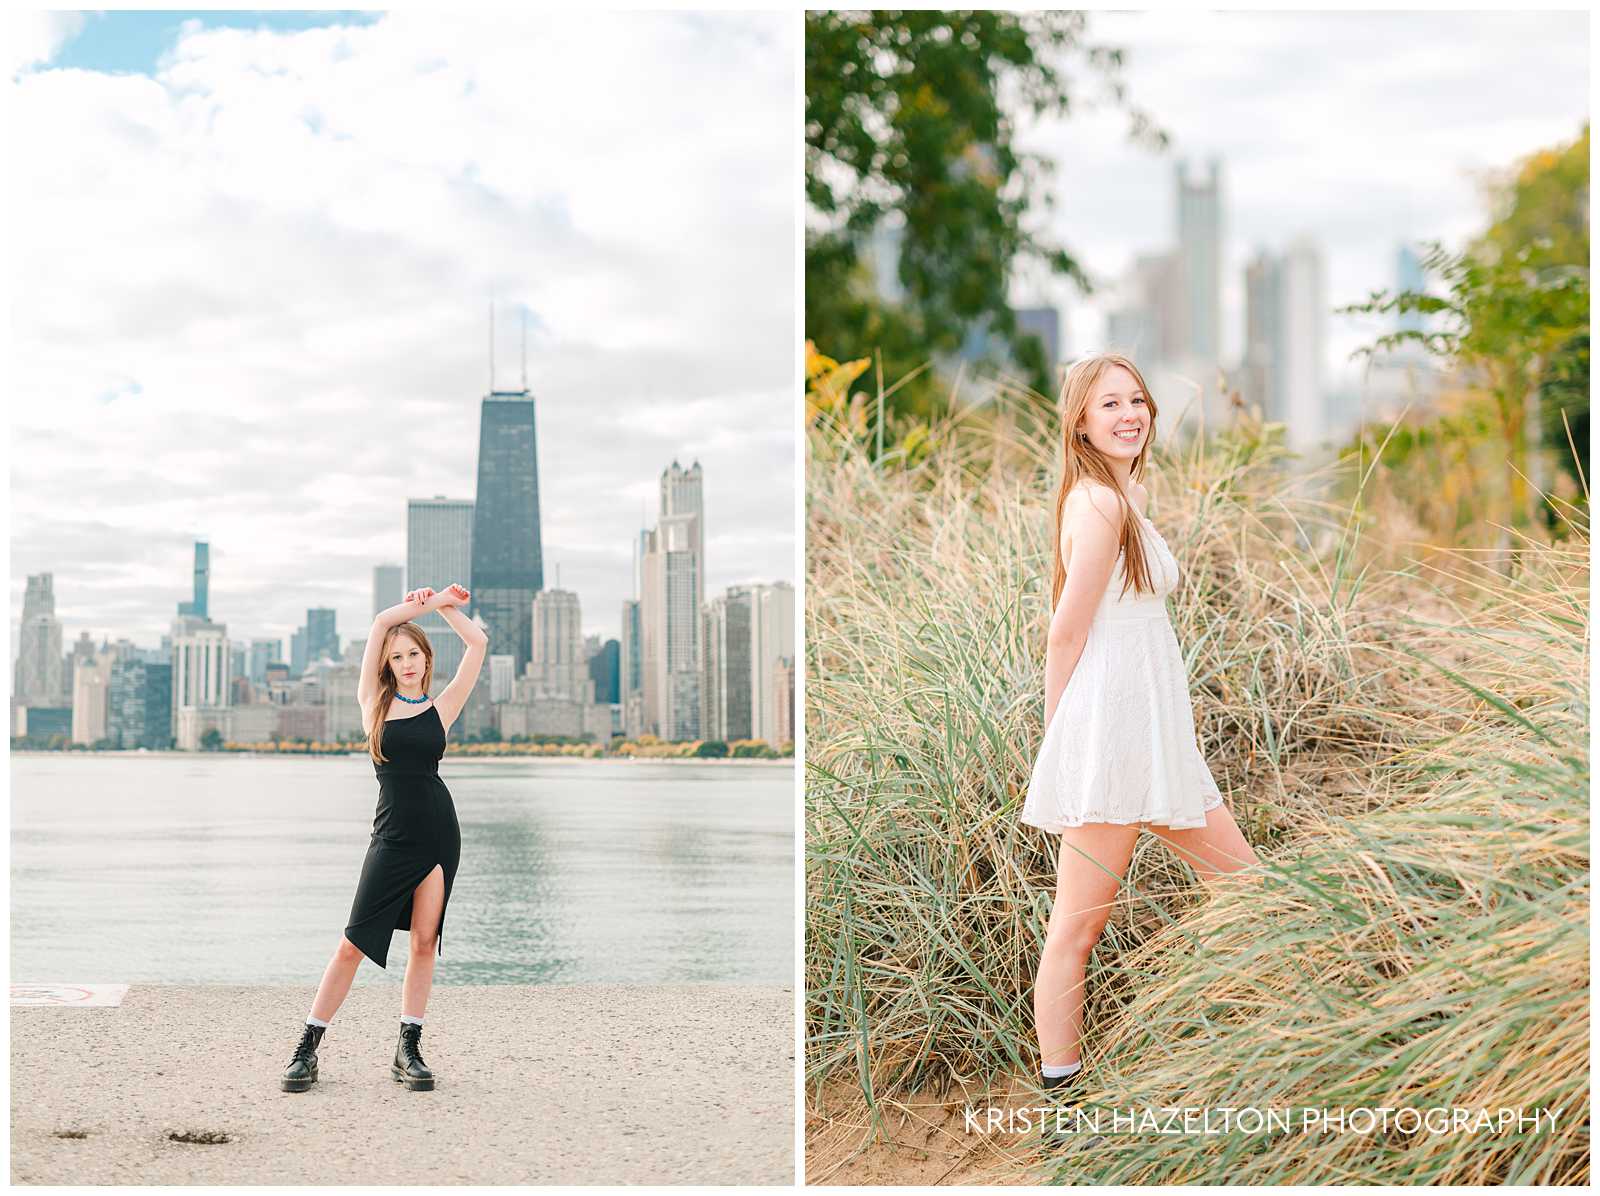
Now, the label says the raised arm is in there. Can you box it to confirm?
[1042,485,1123,730]
[429,584,489,733]
[357,589,434,710]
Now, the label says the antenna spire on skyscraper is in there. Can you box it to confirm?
[489,289,496,393]
[521,305,528,392]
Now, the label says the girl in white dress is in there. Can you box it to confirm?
[1023,352,1259,1096]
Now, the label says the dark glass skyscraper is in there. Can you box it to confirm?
[589,638,621,705]
[470,390,543,672]
[107,659,173,749]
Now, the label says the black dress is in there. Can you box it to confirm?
[343,703,461,969]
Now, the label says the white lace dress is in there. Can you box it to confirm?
[1021,512,1225,832]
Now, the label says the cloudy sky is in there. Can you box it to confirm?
[7,9,795,657]
[1010,8,1588,390]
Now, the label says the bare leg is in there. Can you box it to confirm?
[1145,801,1260,882]
[309,936,365,1023]
[401,864,446,1018]
[1033,824,1140,1068]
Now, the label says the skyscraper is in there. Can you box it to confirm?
[71,646,116,745]
[640,513,700,740]
[306,608,338,666]
[529,588,587,700]
[1107,250,1184,366]
[773,656,795,748]
[108,658,173,749]
[177,541,209,618]
[701,597,724,741]
[589,639,620,706]
[372,564,403,620]
[620,597,643,737]
[1241,239,1327,449]
[471,389,543,674]
[14,573,64,706]
[1280,235,1328,451]
[702,587,754,742]
[1243,249,1285,423]
[249,638,280,683]
[659,461,704,622]
[1176,157,1223,363]
[750,581,795,747]
[171,619,229,742]
[407,496,474,685]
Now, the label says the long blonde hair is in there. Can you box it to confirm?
[1049,352,1161,607]
[366,621,436,764]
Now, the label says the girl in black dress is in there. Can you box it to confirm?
[281,582,488,1093]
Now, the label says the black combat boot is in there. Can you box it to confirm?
[281,1022,325,1092]
[391,1022,435,1091]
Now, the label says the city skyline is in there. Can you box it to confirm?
[9,10,795,657]
[1009,9,1587,388]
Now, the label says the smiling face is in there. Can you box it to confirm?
[387,633,425,688]
[1075,363,1149,460]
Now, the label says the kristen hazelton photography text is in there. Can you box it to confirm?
[962,1104,1569,1140]
[9,9,795,1186]
[803,8,1587,1189]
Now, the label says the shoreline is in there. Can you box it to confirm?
[10,749,794,765]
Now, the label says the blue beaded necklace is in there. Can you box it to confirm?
[393,690,430,704]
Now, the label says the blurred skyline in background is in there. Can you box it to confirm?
[1004,9,1587,445]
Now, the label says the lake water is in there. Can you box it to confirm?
[10,754,794,987]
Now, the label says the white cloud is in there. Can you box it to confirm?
[10,11,796,651]
[4,10,84,76]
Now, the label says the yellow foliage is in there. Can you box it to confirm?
[805,340,871,430]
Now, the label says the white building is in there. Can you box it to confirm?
[529,588,589,701]
[172,617,230,747]
[70,647,116,745]
[176,705,230,751]
[497,697,612,744]
[318,663,363,741]
[15,573,65,706]
[660,460,706,651]
[1280,235,1328,452]
[1176,157,1224,364]
[751,582,796,747]
[641,512,701,740]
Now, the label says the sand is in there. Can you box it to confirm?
[12,982,794,1185]
[804,1075,1080,1186]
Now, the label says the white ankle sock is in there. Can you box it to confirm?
[305,1015,329,1028]
[400,1014,424,1025]
[1042,1060,1082,1079]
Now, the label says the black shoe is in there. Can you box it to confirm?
[1039,1066,1084,1094]
[391,1022,435,1091]
[281,1023,325,1093]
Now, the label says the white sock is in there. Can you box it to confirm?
[1042,1060,1082,1079]
[400,1014,424,1025]
[305,1015,329,1028]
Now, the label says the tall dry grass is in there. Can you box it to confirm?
[804,395,1589,1184]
